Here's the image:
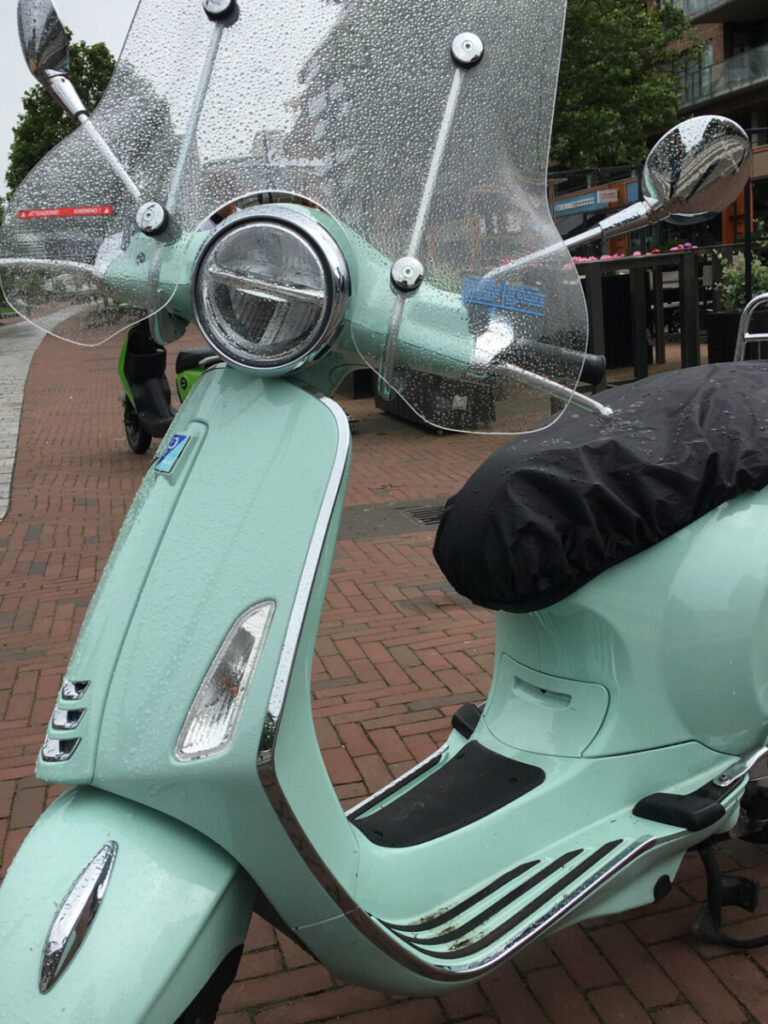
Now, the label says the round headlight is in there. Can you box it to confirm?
[191,205,349,373]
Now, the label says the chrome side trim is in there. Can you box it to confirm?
[346,744,447,820]
[257,390,350,773]
[40,840,118,992]
[254,389,657,981]
[712,741,768,789]
[374,838,653,977]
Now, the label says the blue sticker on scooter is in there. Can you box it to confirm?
[461,276,546,317]
[155,433,190,474]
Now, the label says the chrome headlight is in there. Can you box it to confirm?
[191,205,350,373]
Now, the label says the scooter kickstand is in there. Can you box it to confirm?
[692,841,767,948]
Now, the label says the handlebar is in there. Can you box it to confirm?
[505,339,606,386]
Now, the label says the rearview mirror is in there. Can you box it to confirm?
[641,115,751,220]
[17,0,86,119]
[17,0,69,82]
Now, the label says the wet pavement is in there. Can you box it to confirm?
[1,326,768,1023]
[0,320,44,521]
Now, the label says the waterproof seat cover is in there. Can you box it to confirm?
[434,363,768,612]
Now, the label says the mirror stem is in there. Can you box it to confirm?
[40,75,142,202]
[564,198,662,253]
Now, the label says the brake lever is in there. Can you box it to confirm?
[501,361,614,423]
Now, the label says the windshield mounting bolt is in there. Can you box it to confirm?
[203,0,236,18]
[136,202,169,236]
[391,257,425,293]
[451,32,484,67]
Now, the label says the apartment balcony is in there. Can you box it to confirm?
[680,44,768,109]
[678,0,767,24]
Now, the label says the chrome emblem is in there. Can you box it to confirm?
[40,840,118,993]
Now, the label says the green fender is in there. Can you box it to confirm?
[0,787,255,1023]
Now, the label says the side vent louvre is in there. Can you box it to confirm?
[41,679,91,762]
[61,679,90,701]
[41,737,81,762]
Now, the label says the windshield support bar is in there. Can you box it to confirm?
[407,66,463,258]
[380,64,466,393]
[79,119,142,202]
[501,361,613,422]
[165,19,227,214]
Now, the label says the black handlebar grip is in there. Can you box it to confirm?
[506,340,606,386]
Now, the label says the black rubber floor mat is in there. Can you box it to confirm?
[351,741,544,847]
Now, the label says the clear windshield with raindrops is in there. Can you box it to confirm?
[0,0,588,433]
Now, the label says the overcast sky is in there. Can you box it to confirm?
[0,0,138,190]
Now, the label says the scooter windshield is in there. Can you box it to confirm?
[1,0,587,432]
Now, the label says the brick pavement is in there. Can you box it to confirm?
[1,327,768,1023]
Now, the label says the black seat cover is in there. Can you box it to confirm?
[434,363,768,612]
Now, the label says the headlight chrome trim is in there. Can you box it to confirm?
[191,204,350,375]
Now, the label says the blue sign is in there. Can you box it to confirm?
[553,191,605,217]
[155,433,190,474]
[461,277,546,318]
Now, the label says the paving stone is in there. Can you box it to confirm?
[2,328,768,1022]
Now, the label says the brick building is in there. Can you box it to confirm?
[677,0,768,240]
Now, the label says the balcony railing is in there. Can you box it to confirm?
[676,0,719,15]
[675,0,767,22]
[680,44,768,107]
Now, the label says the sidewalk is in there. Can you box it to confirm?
[1,329,768,1024]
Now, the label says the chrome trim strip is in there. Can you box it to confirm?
[712,741,768,789]
[346,744,447,820]
[354,836,655,980]
[384,858,541,936]
[40,840,118,992]
[402,843,618,953]
[256,389,350,774]
[451,836,656,971]
[253,392,657,980]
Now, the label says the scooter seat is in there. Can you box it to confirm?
[175,346,214,374]
[434,362,768,612]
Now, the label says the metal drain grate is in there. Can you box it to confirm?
[401,505,446,527]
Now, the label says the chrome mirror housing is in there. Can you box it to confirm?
[17,0,87,119]
[564,115,752,253]
[641,115,751,220]
[18,0,69,81]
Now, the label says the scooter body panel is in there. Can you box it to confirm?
[493,486,768,757]
[0,787,255,1023]
[37,365,359,931]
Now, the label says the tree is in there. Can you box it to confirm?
[6,35,115,195]
[552,0,693,169]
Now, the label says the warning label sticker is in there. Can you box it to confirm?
[17,206,114,220]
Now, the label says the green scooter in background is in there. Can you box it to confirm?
[118,319,214,453]
[0,0,761,1021]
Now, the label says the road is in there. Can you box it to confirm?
[0,320,44,521]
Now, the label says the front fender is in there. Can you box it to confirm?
[0,787,255,1024]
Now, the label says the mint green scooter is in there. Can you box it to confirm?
[0,0,762,1020]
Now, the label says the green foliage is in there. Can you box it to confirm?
[6,34,115,195]
[716,253,768,310]
[552,0,692,168]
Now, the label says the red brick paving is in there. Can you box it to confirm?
[2,330,768,1022]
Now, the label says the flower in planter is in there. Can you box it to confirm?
[715,253,768,311]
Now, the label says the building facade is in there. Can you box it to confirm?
[677,0,768,241]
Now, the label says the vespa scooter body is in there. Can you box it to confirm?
[0,0,763,1016]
